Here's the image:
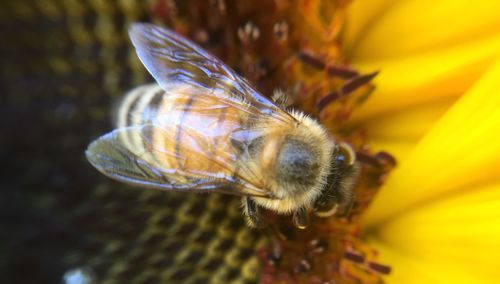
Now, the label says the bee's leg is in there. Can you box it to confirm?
[242,197,265,228]
[292,207,309,229]
[313,192,339,217]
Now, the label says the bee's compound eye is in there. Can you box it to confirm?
[337,142,356,166]
[335,153,346,164]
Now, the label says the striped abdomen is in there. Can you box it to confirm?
[115,84,263,187]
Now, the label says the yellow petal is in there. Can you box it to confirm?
[366,238,437,284]
[370,237,497,283]
[343,0,398,48]
[363,60,500,226]
[369,182,500,283]
[349,34,500,122]
[360,97,454,141]
[361,99,454,162]
[346,0,500,60]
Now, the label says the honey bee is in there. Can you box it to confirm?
[86,23,359,229]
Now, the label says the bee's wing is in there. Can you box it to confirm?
[129,23,295,124]
[86,125,271,198]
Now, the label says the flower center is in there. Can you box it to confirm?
[153,0,396,282]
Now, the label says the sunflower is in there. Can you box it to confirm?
[344,0,500,283]
[89,0,500,282]
[3,0,498,283]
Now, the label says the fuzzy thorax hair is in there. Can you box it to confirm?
[251,110,335,214]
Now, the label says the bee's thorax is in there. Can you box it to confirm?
[275,138,320,191]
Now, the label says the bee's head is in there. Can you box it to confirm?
[314,142,358,217]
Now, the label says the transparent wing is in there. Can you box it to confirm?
[128,23,296,124]
[86,126,271,198]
